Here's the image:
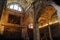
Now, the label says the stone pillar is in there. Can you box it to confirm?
[22,26,29,40]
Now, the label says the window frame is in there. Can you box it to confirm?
[8,3,23,12]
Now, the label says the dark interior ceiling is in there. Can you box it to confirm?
[53,0,60,5]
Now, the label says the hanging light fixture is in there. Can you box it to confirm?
[28,23,34,29]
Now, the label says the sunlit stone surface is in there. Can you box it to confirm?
[51,2,60,23]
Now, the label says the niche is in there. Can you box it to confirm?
[8,14,20,25]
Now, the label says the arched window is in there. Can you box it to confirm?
[9,3,23,12]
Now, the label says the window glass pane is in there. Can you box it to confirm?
[18,7,22,11]
[14,4,18,10]
[10,5,14,9]
[9,3,23,12]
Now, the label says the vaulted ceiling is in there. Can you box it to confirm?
[38,5,59,28]
[7,0,34,9]
[6,0,59,28]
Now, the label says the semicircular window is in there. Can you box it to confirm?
[9,3,23,12]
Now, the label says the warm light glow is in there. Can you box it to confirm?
[39,20,59,28]
[0,25,4,35]
[28,23,34,29]
[52,3,60,23]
